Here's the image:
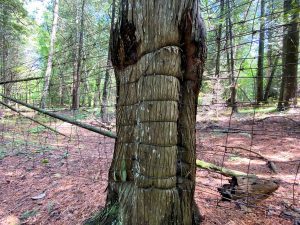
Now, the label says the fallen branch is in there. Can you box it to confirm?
[217,145,266,160]
[216,145,277,173]
[0,101,67,137]
[0,94,117,139]
[0,77,42,85]
[196,159,257,178]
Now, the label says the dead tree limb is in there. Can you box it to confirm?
[0,94,117,139]
[196,159,257,178]
[217,144,278,173]
[0,77,42,85]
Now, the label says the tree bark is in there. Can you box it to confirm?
[278,0,300,110]
[71,0,85,110]
[40,0,59,109]
[100,0,116,122]
[256,0,265,104]
[91,1,206,225]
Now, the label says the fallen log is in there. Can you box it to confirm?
[0,94,117,139]
[0,77,42,85]
[196,159,280,204]
[196,159,256,178]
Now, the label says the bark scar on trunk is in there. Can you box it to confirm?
[112,19,139,69]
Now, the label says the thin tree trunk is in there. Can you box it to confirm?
[226,0,237,112]
[1,4,8,104]
[264,56,279,101]
[278,0,300,110]
[212,0,224,107]
[59,71,65,106]
[256,0,265,104]
[100,0,116,122]
[71,0,85,110]
[215,0,224,78]
[40,0,59,109]
[85,1,206,225]
[264,0,276,102]
[94,82,101,107]
[94,62,102,107]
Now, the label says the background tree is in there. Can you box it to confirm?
[256,0,265,104]
[0,0,27,104]
[226,0,237,112]
[278,0,300,110]
[264,0,279,102]
[100,0,116,121]
[71,0,86,110]
[40,0,59,109]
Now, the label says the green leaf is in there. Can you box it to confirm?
[121,158,127,182]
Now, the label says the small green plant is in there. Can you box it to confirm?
[74,111,89,120]
[47,201,55,214]
[20,209,38,220]
[0,149,8,160]
[28,126,47,134]
[41,158,49,164]
[228,155,249,163]
[238,106,277,114]
[62,151,69,159]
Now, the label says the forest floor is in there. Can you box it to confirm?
[0,107,299,225]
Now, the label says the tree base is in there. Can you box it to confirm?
[84,200,203,225]
[83,203,119,225]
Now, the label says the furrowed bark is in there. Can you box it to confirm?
[94,1,207,225]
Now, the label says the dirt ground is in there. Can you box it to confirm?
[0,109,299,225]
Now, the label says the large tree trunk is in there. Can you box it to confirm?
[71,0,85,110]
[92,1,206,224]
[256,0,265,104]
[40,0,59,109]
